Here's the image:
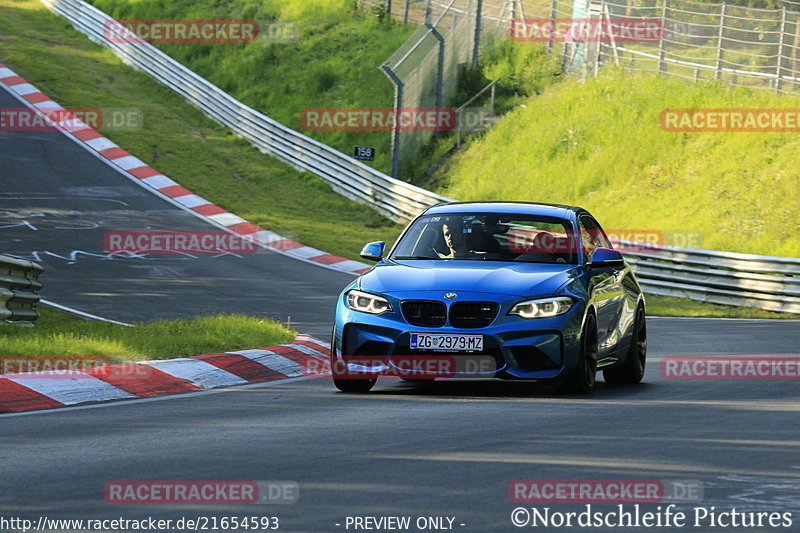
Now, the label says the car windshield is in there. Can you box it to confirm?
[390,213,578,264]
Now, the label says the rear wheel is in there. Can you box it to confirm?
[603,305,647,384]
[557,313,598,394]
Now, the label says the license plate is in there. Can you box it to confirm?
[410,333,483,352]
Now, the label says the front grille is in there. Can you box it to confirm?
[449,302,499,328]
[401,300,447,327]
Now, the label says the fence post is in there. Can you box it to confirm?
[715,1,726,80]
[427,22,446,139]
[794,10,800,91]
[404,0,411,23]
[594,0,606,76]
[425,0,433,23]
[657,0,668,75]
[569,0,590,71]
[547,0,557,54]
[381,65,404,178]
[472,0,483,68]
[776,7,787,92]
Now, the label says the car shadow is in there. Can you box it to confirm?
[364,378,658,399]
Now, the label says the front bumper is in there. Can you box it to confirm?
[332,291,585,380]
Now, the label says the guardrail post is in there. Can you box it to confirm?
[0,255,44,325]
[715,1,726,80]
[381,65,404,178]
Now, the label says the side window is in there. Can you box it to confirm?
[579,215,611,261]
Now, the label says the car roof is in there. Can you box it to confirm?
[422,201,583,220]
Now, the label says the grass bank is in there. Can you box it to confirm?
[436,69,800,257]
[0,307,295,363]
[88,0,415,176]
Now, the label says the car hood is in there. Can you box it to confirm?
[359,260,577,297]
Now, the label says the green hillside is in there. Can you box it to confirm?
[88,0,415,175]
[436,70,800,257]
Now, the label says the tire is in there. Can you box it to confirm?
[333,376,377,393]
[330,332,377,393]
[557,313,598,394]
[603,305,647,384]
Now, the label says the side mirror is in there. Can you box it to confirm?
[360,241,386,262]
[590,247,625,268]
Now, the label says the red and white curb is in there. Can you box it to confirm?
[0,63,371,276]
[0,335,331,413]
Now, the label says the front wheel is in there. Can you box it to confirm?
[330,350,377,393]
[333,376,377,393]
[603,305,647,384]
[557,313,598,394]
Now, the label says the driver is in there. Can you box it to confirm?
[437,218,486,259]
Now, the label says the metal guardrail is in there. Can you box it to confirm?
[40,0,800,314]
[0,255,43,324]
[40,0,451,224]
[613,240,800,314]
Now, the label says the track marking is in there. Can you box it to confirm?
[0,375,325,419]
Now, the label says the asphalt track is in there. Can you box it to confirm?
[1,321,799,532]
[1,79,800,533]
[0,88,354,337]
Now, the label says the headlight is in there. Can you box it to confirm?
[346,290,392,314]
[509,297,573,319]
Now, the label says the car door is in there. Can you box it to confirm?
[579,214,625,358]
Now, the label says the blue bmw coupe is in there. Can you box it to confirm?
[331,202,647,393]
